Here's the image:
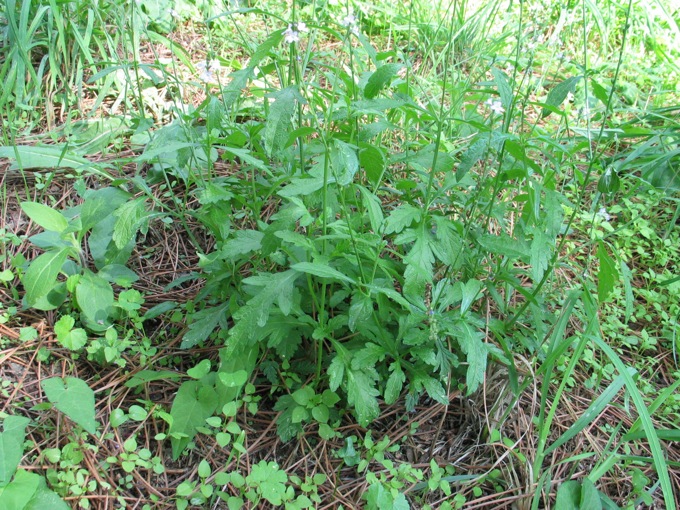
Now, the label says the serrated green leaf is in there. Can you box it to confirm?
[364,63,402,99]
[476,233,529,260]
[597,242,618,303]
[531,231,551,283]
[349,292,373,332]
[112,197,149,250]
[456,136,489,181]
[346,368,380,426]
[0,415,30,487]
[460,279,483,316]
[491,67,513,109]
[359,145,386,186]
[80,187,130,232]
[328,357,345,392]
[357,185,384,233]
[265,86,297,157]
[220,230,264,261]
[541,76,582,118]
[169,381,218,460]
[384,204,422,235]
[20,202,69,232]
[181,303,229,349]
[227,271,300,353]
[22,248,69,307]
[41,377,97,434]
[384,364,405,405]
[455,320,487,395]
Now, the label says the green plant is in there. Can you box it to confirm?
[0,415,69,509]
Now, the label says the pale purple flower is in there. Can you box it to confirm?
[597,207,611,222]
[283,22,308,44]
[340,13,360,35]
[196,60,221,82]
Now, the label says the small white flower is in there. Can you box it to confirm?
[169,8,179,18]
[566,91,575,102]
[340,13,358,27]
[284,24,301,44]
[597,207,611,222]
[297,21,308,32]
[485,98,505,115]
[196,59,221,82]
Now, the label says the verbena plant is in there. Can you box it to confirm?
[3,0,679,508]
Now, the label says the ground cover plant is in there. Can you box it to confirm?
[1,0,679,508]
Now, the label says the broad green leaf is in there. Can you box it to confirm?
[357,185,384,233]
[187,359,211,380]
[491,67,513,110]
[292,386,315,407]
[22,248,69,307]
[218,370,248,388]
[0,415,30,487]
[348,292,373,332]
[404,224,435,286]
[278,176,325,198]
[220,146,268,172]
[331,139,359,186]
[455,319,487,395]
[0,146,111,177]
[384,204,422,234]
[20,202,68,232]
[359,145,386,186]
[75,271,114,328]
[554,480,582,510]
[597,166,620,194]
[364,63,402,99]
[460,279,483,316]
[169,381,218,460]
[0,469,69,509]
[264,86,297,157]
[98,264,139,287]
[541,76,582,118]
[41,377,97,434]
[597,242,618,303]
[476,233,529,260]
[53,315,87,351]
[112,197,149,250]
[555,479,602,510]
[220,230,264,261]
[291,261,355,285]
[125,370,182,388]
